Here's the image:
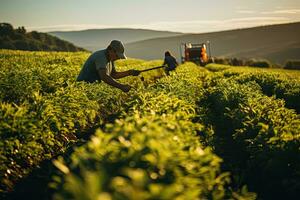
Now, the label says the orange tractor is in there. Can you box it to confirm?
[180,42,211,66]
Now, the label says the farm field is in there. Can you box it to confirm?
[0,50,299,200]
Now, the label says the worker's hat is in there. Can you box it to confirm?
[110,40,127,59]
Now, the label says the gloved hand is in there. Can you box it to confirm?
[129,69,141,76]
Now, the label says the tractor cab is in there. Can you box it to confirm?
[180,42,210,66]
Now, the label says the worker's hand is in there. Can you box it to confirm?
[120,84,131,93]
[129,69,141,76]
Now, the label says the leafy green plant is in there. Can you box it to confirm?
[2,50,299,199]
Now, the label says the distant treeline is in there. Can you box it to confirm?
[0,23,87,52]
[211,57,300,70]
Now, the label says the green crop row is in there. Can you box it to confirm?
[0,83,130,193]
[197,76,300,199]
[51,63,255,200]
[205,64,300,113]
[2,50,300,199]
[0,50,88,103]
[0,50,162,195]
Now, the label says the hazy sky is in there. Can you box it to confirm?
[1,0,300,33]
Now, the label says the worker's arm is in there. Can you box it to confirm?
[111,68,140,79]
[98,69,131,92]
[163,58,166,66]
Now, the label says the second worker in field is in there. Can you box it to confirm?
[76,40,140,92]
[163,51,178,75]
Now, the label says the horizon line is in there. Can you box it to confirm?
[24,21,300,36]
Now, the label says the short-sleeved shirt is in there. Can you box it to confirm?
[76,49,115,83]
[164,55,178,70]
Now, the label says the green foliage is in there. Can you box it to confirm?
[245,59,272,68]
[204,64,300,113]
[284,60,300,70]
[205,63,231,72]
[211,57,275,69]
[212,57,245,67]
[233,73,300,113]
[52,119,229,200]
[0,23,86,52]
[50,63,252,199]
[213,57,231,65]
[2,50,300,199]
[198,75,300,199]
[0,50,135,193]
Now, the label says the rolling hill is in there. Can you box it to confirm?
[125,22,300,64]
[0,23,86,52]
[49,29,182,51]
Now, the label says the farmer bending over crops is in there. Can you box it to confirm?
[77,40,140,92]
[163,51,178,75]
